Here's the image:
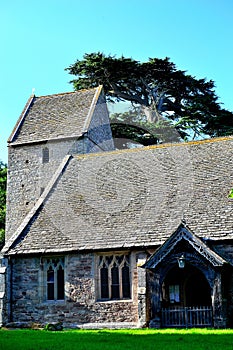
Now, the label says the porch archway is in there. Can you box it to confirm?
[162,264,212,308]
[143,223,227,328]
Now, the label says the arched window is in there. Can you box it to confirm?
[98,254,131,300]
[42,147,49,163]
[44,258,64,301]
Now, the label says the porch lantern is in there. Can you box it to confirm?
[177,254,185,269]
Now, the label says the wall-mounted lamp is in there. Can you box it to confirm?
[177,254,185,269]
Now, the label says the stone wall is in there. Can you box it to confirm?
[4,245,233,328]
[6,139,84,240]
[5,90,114,242]
[6,99,114,242]
[6,251,145,328]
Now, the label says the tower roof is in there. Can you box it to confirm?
[8,86,103,145]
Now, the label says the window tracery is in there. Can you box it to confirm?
[43,257,65,301]
[98,254,131,300]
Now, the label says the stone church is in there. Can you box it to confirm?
[0,85,233,328]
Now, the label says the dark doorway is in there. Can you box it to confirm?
[161,264,213,327]
[162,264,212,307]
[185,267,211,306]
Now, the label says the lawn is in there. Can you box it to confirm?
[1,328,233,350]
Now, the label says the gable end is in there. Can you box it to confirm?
[143,223,227,269]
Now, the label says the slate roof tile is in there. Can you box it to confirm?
[9,87,100,144]
[6,136,233,255]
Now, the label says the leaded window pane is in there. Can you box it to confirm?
[122,263,130,298]
[47,267,54,282]
[47,267,54,300]
[57,265,64,300]
[101,265,109,299]
[45,258,64,301]
[111,264,119,299]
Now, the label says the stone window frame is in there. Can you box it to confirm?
[96,252,131,301]
[40,256,65,302]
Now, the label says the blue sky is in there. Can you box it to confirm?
[1,0,233,164]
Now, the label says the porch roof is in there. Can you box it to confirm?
[143,222,228,269]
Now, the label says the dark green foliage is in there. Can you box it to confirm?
[66,53,233,142]
[110,108,180,149]
[0,161,7,249]
[229,188,233,198]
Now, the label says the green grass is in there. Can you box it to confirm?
[1,328,233,350]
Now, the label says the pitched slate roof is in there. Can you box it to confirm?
[143,222,227,268]
[8,86,102,144]
[4,136,233,255]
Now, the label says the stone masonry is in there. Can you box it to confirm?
[1,86,233,328]
[7,251,147,328]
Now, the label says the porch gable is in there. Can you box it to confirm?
[143,222,227,269]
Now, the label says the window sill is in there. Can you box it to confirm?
[96,299,133,303]
[42,299,66,304]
